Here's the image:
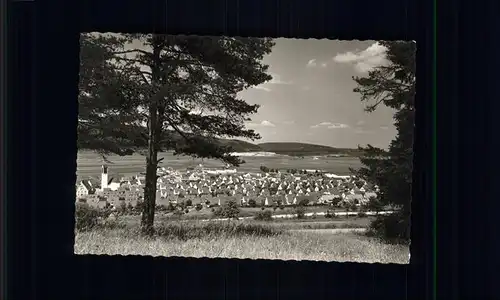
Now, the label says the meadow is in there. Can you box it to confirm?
[74,211,409,264]
[76,151,364,180]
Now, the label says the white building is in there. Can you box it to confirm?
[324,173,351,179]
[101,165,109,190]
[76,180,96,198]
[98,165,120,191]
[108,180,120,191]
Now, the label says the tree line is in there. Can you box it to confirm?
[350,41,416,243]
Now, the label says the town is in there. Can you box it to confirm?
[76,164,380,211]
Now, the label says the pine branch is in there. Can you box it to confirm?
[112,49,151,56]
[112,57,144,64]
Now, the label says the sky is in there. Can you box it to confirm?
[237,39,397,149]
[114,36,401,149]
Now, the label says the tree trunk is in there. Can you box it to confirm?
[141,107,158,235]
[141,35,163,236]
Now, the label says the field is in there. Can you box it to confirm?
[76,150,364,180]
[74,212,409,264]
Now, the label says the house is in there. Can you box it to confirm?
[93,196,108,209]
[97,200,108,209]
[157,197,170,207]
[107,177,121,191]
[364,191,377,200]
[351,187,362,194]
[86,194,99,205]
[107,194,120,207]
[318,194,333,204]
[344,194,364,205]
[129,177,140,186]
[125,193,139,207]
[189,173,201,181]
[76,180,96,198]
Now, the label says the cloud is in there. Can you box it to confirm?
[253,85,272,92]
[282,121,295,125]
[333,42,388,73]
[247,120,276,127]
[356,120,366,126]
[327,123,349,129]
[301,86,311,91]
[307,60,328,68]
[380,126,389,130]
[306,59,317,67]
[310,122,332,128]
[310,122,349,129]
[333,51,359,63]
[261,120,276,127]
[253,72,291,91]
[268,73,292,85]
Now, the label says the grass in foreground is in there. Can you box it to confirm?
[74,221,409,264]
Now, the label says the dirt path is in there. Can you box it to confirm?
[289,228,368,234]
[203,210,396,222]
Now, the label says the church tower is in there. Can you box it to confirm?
[101,165,109,190]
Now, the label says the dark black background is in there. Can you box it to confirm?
[5,0,477,298]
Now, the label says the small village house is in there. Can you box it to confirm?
[76,180,96,198]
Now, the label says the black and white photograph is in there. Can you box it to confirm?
[75,34,415,264]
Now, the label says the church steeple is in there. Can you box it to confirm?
[101,165,109,189]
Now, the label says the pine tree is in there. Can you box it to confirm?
[78,34,274,234]
[351,41,416,242]
[78,33,146,158]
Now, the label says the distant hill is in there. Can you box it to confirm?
[143,131,262,152]
[163,132,358,155]
[80,130,362,157]
[217,139,262,152]
[212,140,364,157]
[257,142,364,157]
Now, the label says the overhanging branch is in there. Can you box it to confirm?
[112,49,151,56]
